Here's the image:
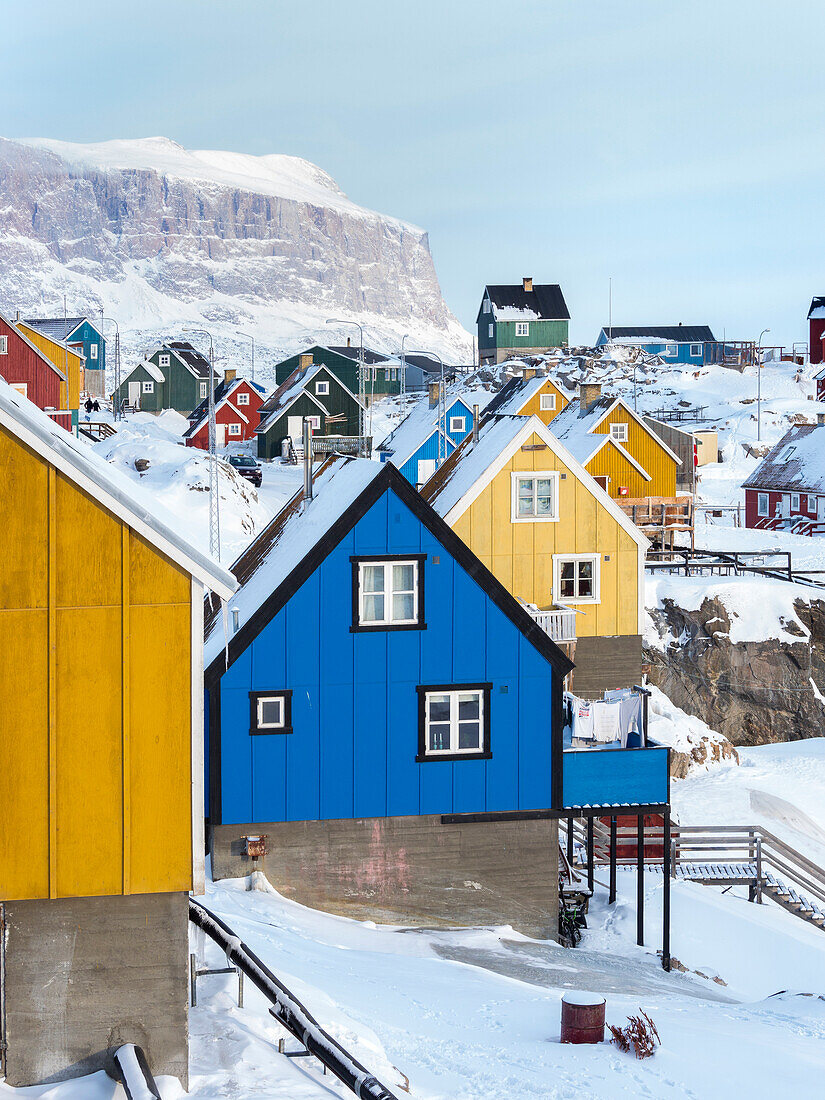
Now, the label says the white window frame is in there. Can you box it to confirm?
[539,393,557,411]
[357,559,420,627]
[228,423,242,436]
[142,381,154,394]
[488,323,494,338]
[307,415,321,431]
[511,471,560,523]
[515,322,530,337]
[483,298,491,314]
[256,695,285,730]
[553,553,601,604]
[199,381,208,398]
[609,422,629,443]
[791,493,801,511]
[0,335,7,355]
[690,343,702,357]
[449,416,466,433]
[90,343,98,360]
[665,344,678,357]
[757,492,769,517]
[315,380,330,395]
[159,353,170,367]
[237,391,250,405]
[422,688,485,757]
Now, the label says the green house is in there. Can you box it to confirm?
[256,362,365,460]
[477,278,570,367]
[113,341,213,415]
[273,345,406,402]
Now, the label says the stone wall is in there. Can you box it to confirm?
[212,814,559,940]
[1,892,188,1087]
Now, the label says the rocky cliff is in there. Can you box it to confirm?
[0,137,470,376]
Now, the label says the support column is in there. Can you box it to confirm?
[586,817,594,896]
[609,815,617,905]
[662,810,671,972]
[636,814,645,947]
[566,814,574,866]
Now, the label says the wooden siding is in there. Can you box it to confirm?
[585,442,650,499]
[592,406,678,497]
[398,431,455,486]
[0,317,63,414]
[516,379,568,425]
[0,427,194,902]
[275,346,401,396]
[450,429,640,638]
[212,484,559,826]
[17,323,84,414]
[257,368,361,460]
[491,319,569,353]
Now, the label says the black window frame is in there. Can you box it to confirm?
[249,689,293,735]
[415,682,492,762]
[350,553,427,633]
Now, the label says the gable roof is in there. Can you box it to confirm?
[599,325,714,344]
[422,413,650,554]
[23,316,103,343]
[0,378,235,600]
[165,341,212,378]
[482,374,565,418]
[479,283,570,323]
[377,388,492,466]
[808,298,825,320]
[326,345,401,367]
[184,376,265,437]
[16,321,87,367]
[549,395,682,466]
[258,362,362,434]
[204,455,574,680]
[742,424,825,493]
[0,310,66,382]
[403,353,449,374]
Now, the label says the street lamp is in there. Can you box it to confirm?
[406,349,446,465]
[99,316,120,419]
[400,333,410,399]
[183,326,220,559]
[757,328,770,442]
[236,330,255,383]
[326,319,365,439]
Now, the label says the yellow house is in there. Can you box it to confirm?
[0,379,235,1086]
[483,370,569,425]
[15,319,85,428]
[550,384,681,499]
[423,413,648,695]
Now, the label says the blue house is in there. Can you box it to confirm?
[596,325,715,366]
[23,316,107,396]
[376,386,491,487]
[204,454,575,935]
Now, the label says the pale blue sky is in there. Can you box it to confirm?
[4,0,825,346]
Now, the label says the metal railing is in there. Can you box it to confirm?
[311,435,372,458]
[527,606,577,642]
[647,547,825,589]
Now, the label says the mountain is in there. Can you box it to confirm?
[0,137,471,381]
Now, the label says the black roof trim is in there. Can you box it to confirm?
[478,283,570,323]
[600,325,715,343]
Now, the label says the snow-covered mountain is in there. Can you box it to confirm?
[0,136,471,380]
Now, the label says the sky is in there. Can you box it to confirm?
[2,0,825,347]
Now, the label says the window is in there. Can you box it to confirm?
[609,422,629,443]
[449,416,466,433]
[515,322,530,337]
[200,382,208,398]
[554,554,600,603]
[791,493,801,512]
[690,343,702,357]
[416,684,491,761]
[488,323,494,338]
[757,492,769,517]
[0,335,7,355]
[90,343,98,360]
[351,554,426,631]
[315,380,330,396]
[307,415,321,430]
[159,353,170,367]
[228,423,242,436]
[483,299,491,313]
[665,344,678,357]
[237,392,250,405]
[539,393,557,411]
[249,690,292,735]
[142,381,154,393]
[511,471,559,522]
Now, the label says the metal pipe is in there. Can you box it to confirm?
[609,815,617,904]
[662,810,672,971]
[303,418,313,500]
[100,316,120,420]
[472,403,479,443]
[400,333,409,398]
[637,814,645,946]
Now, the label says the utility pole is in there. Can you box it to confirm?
[400,333,410,399]
[608,277,613,341]
[100,316,121,420]
[326,318,365,443]
[184,327,220,558]
[757,329,770,442]
[236,331,255,382]
[408,349,445,464]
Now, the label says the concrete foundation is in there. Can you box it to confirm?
[1,892,189,1088]
[212,814,559,939]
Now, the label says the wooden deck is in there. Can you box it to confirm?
[618,495,694,549]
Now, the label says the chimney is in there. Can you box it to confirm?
[523,276,533,293]
[523,367,536,381]
[346,336,352,347]
[15,309,20,321]
[232,608,240,634]
[579,382,602,411]
[303,418,314,500]
[299,353,313,371]
[224,368,237,384]
[473,404,480,443]
[818,412,825,426]
[428,381,441,408]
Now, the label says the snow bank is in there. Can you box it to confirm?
[646,685,736,773]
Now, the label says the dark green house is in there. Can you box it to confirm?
[256,362,364,460]
[477,278,570,367]
[113,341,213,415]
[274,345,407,402]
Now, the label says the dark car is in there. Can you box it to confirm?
[228,453,262,487]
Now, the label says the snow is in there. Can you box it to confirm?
[491,305,540,321]
[646,685,731,761]
[376,385,493,466]
[423,413,529,517]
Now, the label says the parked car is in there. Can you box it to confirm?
[228,453,262,487]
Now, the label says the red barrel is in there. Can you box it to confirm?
[560,993,605,1044]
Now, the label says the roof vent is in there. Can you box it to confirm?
[523,276,533,293]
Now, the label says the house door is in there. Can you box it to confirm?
[417,458,437,486]
[128,381,141,408]
[216,424,226,449]
[287,416,303,443]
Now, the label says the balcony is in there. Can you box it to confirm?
[562,744,670,810]
[523,604,577,643]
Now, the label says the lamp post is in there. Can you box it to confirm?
[99,316,120,420]
[400,333,410,399]
[326,319,365,441]
[183,326,220,559]
[236,330,255,382]
[407,349,446,465]
[757,328,770,442]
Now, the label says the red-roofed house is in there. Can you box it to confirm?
[183,372,266,449]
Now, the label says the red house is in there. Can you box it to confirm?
[183,371,266,449]
[808,297,825,366]
[742,420,825,534]
[0,310,69,429]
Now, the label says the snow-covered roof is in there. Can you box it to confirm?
[808,297,825,320]
[550,395,681,466]
[144,362,165,383]
[482,373,565,418]
[742,424,825,494]
[479,283,570,323]
[257,365,330,433]
[599,326,714,344]
[377,387,493,466]
[204,456,382,667]
[0,378,235,599]
[23,316,100,343]
[184,376,260,438]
